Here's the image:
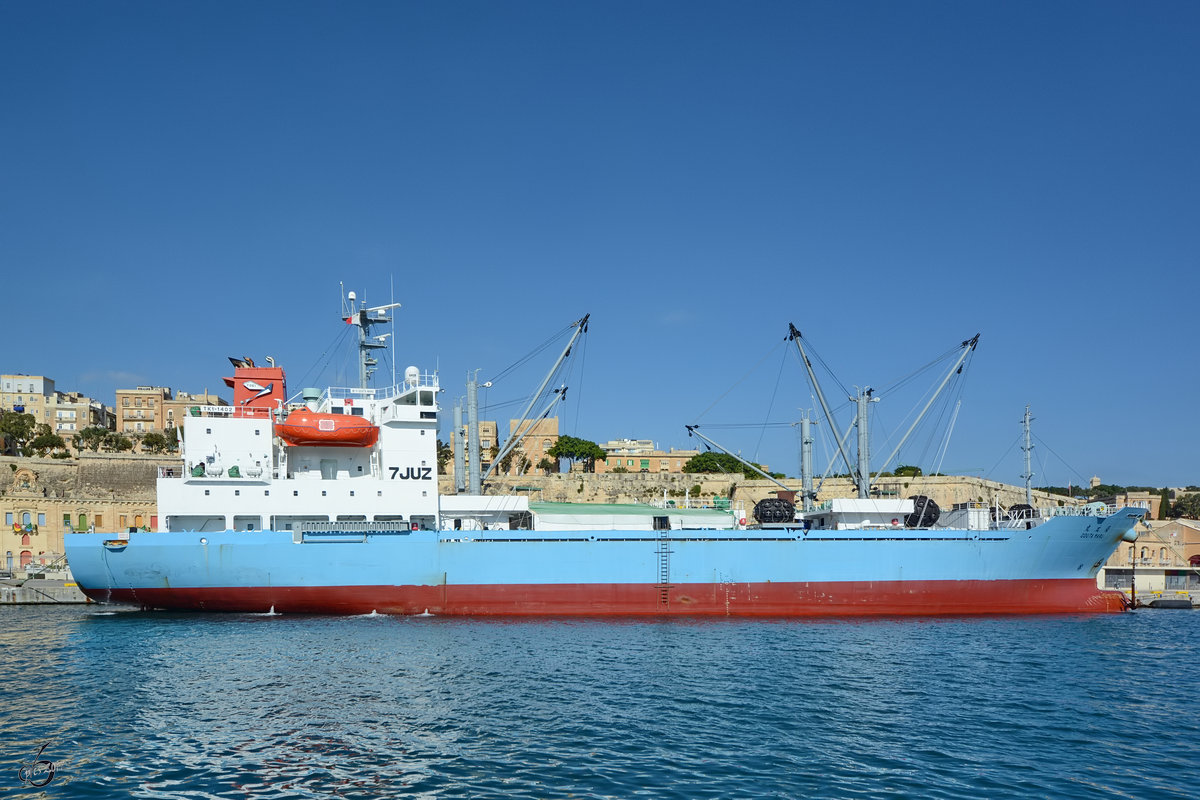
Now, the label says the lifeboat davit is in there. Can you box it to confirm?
[276,409,379,448]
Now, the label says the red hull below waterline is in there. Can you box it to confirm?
[87,578,1128,616]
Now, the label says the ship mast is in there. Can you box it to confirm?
[854,388,878,499]
[341,285,401,389]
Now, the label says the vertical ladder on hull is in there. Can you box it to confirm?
[654,517,672,608]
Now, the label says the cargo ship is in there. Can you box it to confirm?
[64,292,1143,616]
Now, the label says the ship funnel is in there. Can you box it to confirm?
[302,387,321,412]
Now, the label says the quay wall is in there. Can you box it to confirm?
[0,580,89,604]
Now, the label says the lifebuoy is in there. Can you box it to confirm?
[891,518,899,525]
[739,518,747,525]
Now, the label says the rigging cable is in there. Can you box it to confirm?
[983,435,1022,483]
[292,324,354,396]
[1032,433,1092,488]
[486,322,577,385]
[787,332,852,405]
[753,346,790,462]
[692,339,786,422]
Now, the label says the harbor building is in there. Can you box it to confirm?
[594,438,701,474]
[448,420,498,478]
[447,418,560,478]
[1098,518,1200,600]
[50,391,115,436]
[1,374,56,425]
[115,386,172,435]
[1,455,166,575]
[161,390,229,434]
[504,417,559,473]
[2,374,116,443]
[1091,488,1162,520]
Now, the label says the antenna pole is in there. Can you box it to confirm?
[1021,405,1034,506]
[454,400,466,493]
[855,388,877,498]
[800,413,816,511]
[467,372,481,495]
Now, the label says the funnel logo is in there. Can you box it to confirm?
[241,381,274,404]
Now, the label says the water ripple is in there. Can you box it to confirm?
[0,609,1196,798]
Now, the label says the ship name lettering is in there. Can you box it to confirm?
[389,466,433,481]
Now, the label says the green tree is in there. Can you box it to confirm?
[26,428,67,456]
[1086,483,1128,498]
[1169,493,1200,519]
[77,426,110,452]
[165,426,180,452]
[141,432,171,454]
[498,446,525,475]
[536,457,556,475]
[683,451,774,479]
[546,435,607,473]
[103,432,134,452]
[436,438,452,474]
[1159,488,1172,520]
[893,464,923,478]
[0,410,37,453]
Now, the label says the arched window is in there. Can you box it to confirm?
[21,534,30,546]
[21,512,31,526]
[134,514,144,528]
[1140,547,1148,561]
[1128,546,1135,562]
[19,551,32,568]
[1160,547,1168,562]
[79,514,87,530]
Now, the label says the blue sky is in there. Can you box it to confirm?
[2,1,1196,488]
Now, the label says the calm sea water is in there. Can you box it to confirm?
[1,606,1196,799]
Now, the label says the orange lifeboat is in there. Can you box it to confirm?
[276,409,379,448]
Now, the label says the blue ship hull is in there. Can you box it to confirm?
[64,509,1142,615]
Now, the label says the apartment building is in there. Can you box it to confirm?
[115,386,172,434]
[594,437,700,474]
[162,390,229,433]
[0,374,56,425]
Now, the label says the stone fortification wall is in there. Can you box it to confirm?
[76,454,177,500]
[442,472,1081,515]
[0,454,180,501]
[0,454,180,567]
[0,456,78,499]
